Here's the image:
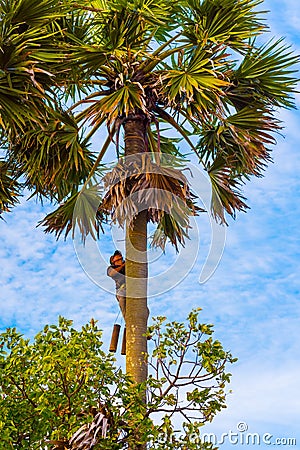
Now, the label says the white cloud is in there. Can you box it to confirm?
[263,0,300,42]
[0,196,118,346]
[202,359,300,448]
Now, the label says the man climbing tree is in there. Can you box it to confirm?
[107,250,127,354]
[107,250,126,321]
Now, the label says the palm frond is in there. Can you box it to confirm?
[92,82,147,125]
[68,411,109,448]
[182,0,267,52]
[94,0,176,36]
[38,128,112,240]
[158,46,230,114]
[197,104,284,223]
[0,0,72,130]
[0,160,21,215]
[40,185,105,241]
[98,154,203,250]
[65,43,108,78]
[9,109,96,202]
[0,0,65,27]
[198,106,280,178]
[154,107,199,154]
[39,191,79,239]
[230,38,300,110]
[208,155,249,224]
[150,202,198,251]
[48,409,109,449]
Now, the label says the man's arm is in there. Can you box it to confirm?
[107,262,125,278]
[113,262,125,273]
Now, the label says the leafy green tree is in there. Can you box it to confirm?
[0,0,299,386]
[0,310,236,449]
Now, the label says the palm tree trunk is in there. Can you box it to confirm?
[123,116,149,385]
[125,210,148,384]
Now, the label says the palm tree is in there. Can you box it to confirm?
[0,0,299,389]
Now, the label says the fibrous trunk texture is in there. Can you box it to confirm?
[125,210,148,384]
[124,116,149,386]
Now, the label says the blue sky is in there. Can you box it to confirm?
[1,1,300,448]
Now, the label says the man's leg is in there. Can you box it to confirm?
[116,295,126,321]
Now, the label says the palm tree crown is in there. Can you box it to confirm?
[0,0,298,244]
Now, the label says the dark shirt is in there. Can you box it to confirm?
[107,265,125,292]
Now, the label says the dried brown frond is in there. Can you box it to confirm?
[98,154,204,249]
[49,410,110,450]
[68,411,109,449]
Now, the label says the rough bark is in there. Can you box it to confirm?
[123,116,149,385]
[125,210,148,384]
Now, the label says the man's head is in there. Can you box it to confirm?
[110,250,124,267]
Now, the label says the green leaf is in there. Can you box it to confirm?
[232,38,300,109]
[0,160,21,215]
[208,155,249,224]
[183,0,267,51]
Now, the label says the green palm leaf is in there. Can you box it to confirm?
[230,38,300,109]
[208,155,249,224]
[40,186,105,241]
[0,160,21,215]
[159,45,230,111]
[199,106,282,222]
[198,106,280,178]
[8,109,96,202]
[183,0,266,51]
[1,0,64,27]
[80,82,147,126]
